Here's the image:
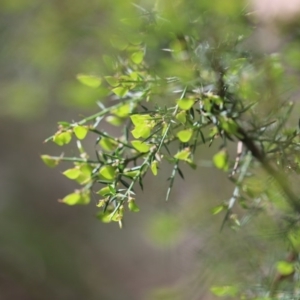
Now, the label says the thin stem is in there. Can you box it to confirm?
[47,156,99,164]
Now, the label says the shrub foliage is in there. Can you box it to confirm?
[42,2,300,298]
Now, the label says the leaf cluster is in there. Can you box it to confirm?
[41,3,300,298]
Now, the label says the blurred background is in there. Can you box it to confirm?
[1,0,300,299]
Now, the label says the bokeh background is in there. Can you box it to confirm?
[1,0,300,299]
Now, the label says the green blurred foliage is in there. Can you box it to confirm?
[4,0,300,299]
[0,0,249,120]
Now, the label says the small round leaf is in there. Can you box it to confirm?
[63,168,81,180]
[177,98,194,110]
[176,129,193,142]
[128,200,140,212]
[131,140,150,153]
[112,86,129,97]
[73,126,88,140]
[99,166,116,180]
[131,51,144,64]
[213,150,229,171]
[41,155,59,168]
[53,132,72,146]
[276,261,294,276]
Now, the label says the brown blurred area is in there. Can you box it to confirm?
[1,1,300,299]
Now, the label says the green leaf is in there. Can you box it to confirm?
[221,118,239,135]
[41,155,59,168]
[75,164,92,185]
[177,98,194,110]
[210,285,238,297]
[96,210,113,223]
[53,132,72,146]
[110,210,123,222]
[63,168,81,180]
[131,125,151,139]
[213,150,229,171]
[131,140,150,153]
[211,205,225,215]
[131,51,144,64]
[129,71,142,81]
[124,170,140,178]
[174,148,191,161]
[176,129,193,142]
[130,114,151,126]
[76,74,102,88]
[97,186,112,196]
[61,192,90,206]
[175,111,186,124]
[151,161,158,176]
[99,137,118,151]
[128,200,140,212]
[73,125,88,140]
[104,76,119,87]
[61,193,81,205]
[99,166,116,180]
[276,261,294,276]
[112,103,132,117]
[112,86,129,97]
[105,115,123,126]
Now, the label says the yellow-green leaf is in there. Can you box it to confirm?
[112,86,129,97]
[63,168,81,180]
[61,192,90,206]
[124,170,140,178]
[75,164,92,185]
[61,193,81,205]
[175,111,186,124]
[76,74,101,88]
[104,76,119,87]
[151,161,158,176]
[105,115,123,126]
[276,261,294,276]
[210,285,238,297]
[41,155,59,168]
[99,166,116,180]
[97,210,113,223]
[130,114,151,126]
[211,205,224,215]
[129,71,141,81]
[53,132,72,146]
[80,192,91,205]
[99,137,118,151]
[177,98,194,110]
[174,148,191,161]
[73,125,88,140]
[221,118,239,135]
[213,150,229,171]
[131,51,144,64]
[131,140,150,153]
[131,125,151,139]
[128,200,140,212]
[97,186,111,196]
[176,129,193,142]
[112,103,131,117]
